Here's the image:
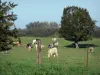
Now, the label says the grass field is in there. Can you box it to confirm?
[0,37,100,75]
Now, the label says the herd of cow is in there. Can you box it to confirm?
[4,37,94,58]
[31,38,59,58]
[13,37,59,58]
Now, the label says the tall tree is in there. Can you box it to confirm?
[0,0,17,51]
[59,6,95,48]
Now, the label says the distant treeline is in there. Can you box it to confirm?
[17,21,100,37]
[17,21,60,37]
[94,26,100,38]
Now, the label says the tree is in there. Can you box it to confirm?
[94,26,100,38]
[25,21,59,37]
[59,6,95,48]
[0,0,17,52]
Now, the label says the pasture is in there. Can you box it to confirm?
[0,37,100,75]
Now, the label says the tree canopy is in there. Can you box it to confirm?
[59,6,95,48]
[0,0,17,51]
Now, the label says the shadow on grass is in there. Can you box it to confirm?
[64,43,99,48]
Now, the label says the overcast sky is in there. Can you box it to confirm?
[3,0,100,28]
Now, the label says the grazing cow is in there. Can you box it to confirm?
[35,44,44,51]
[32,39,44,51]
[13,38,21,47]
[48,47,58,58]
[32,39,37,45]
[88,47,94,54]
[26,43,33,51]
[32,39,38,50]
[13,41,20,47]
[48,44,54,48]
[41,45,44,49]
[53,41,59,47]
[48,41,59,49]
[52,38,57,42]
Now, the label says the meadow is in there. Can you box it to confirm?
[0,37,100,75]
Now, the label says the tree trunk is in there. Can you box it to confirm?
[74,42,79,48]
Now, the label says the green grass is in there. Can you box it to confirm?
[0,37,100,75]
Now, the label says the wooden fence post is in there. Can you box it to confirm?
[37,39,41,64]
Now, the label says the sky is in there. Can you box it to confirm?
[3,0,100,28]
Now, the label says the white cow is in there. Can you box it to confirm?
[48,43,54,48]
[32,39,37,45]
[53,41,59,47]
[32,39,44,51]
[52,38,57,42]
[88,47,94,53]
[35,44,44,51]
[48,47,58,58]
[41,45,44,48]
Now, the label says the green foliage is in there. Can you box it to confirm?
[0,0,17,51]
[17,21,59,37]
[59,6,95,43]
[94,26,100,38]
